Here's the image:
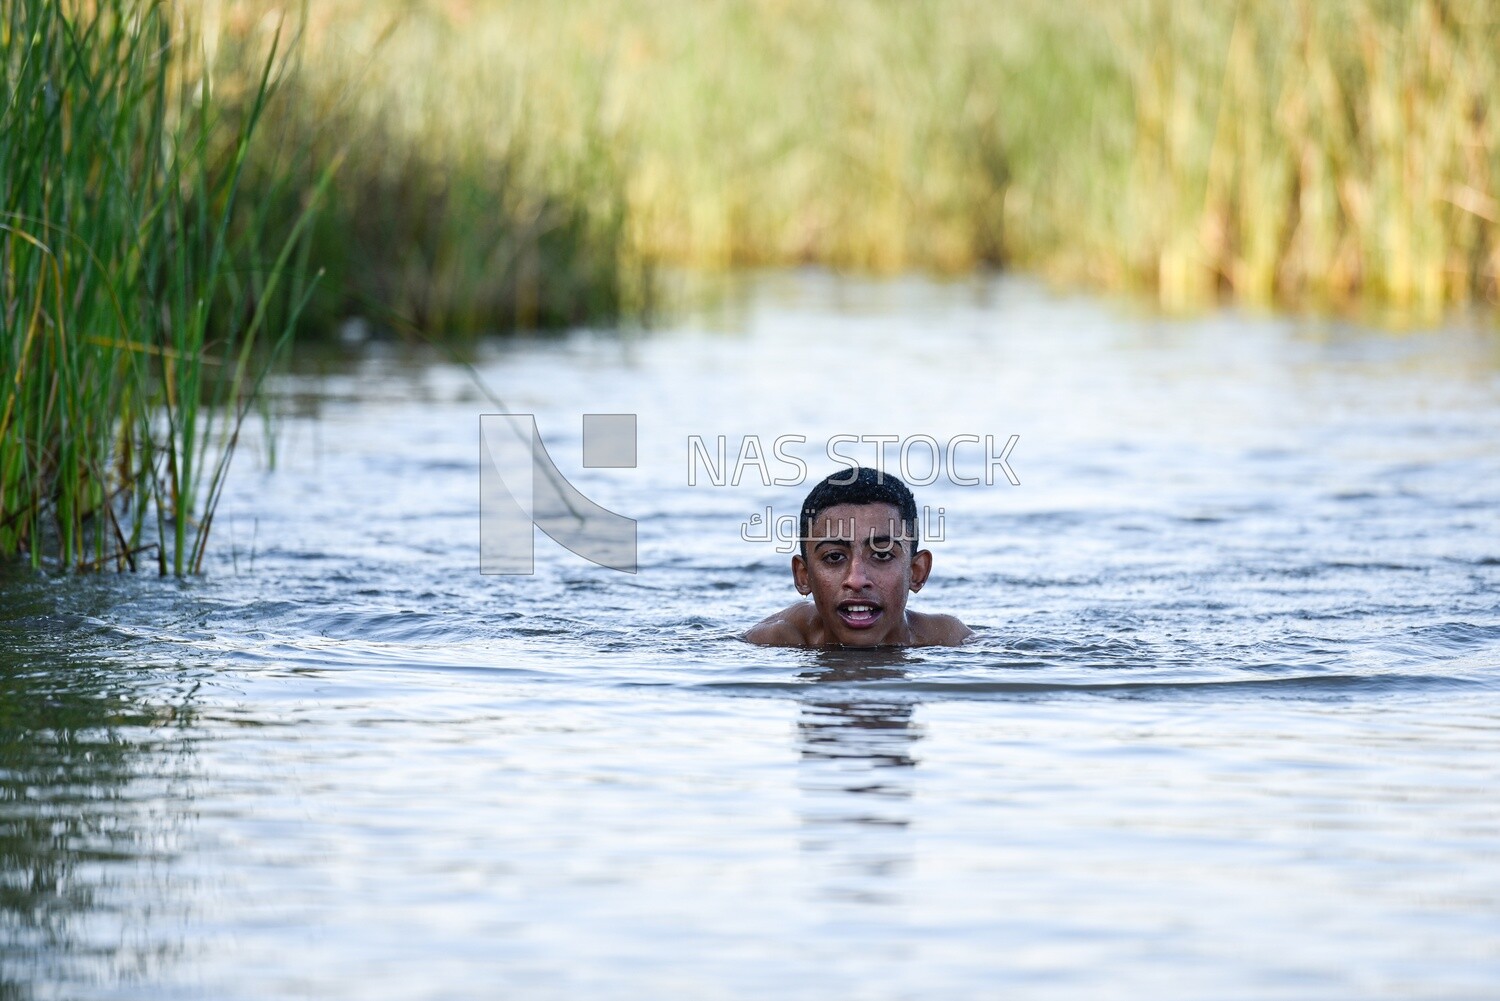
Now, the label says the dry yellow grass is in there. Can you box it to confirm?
[216,0,1499,329]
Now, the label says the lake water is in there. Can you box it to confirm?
[3,273,1499,999]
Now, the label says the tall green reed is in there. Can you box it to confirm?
[0,0,321,574]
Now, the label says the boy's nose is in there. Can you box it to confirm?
[842,557,873,589]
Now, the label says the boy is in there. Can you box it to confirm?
[744,467,973,647]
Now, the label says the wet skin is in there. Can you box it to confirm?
[744,502,972,648]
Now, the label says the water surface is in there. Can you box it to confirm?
[3,274,1499,999]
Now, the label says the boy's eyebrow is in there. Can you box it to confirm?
[808,534,909,550]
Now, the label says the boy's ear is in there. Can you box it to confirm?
[792,553,811,594]
[909,548,933,592]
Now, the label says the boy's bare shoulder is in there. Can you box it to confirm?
[909,611,975,646]
[742,601,818,646]
[744,606,972,648]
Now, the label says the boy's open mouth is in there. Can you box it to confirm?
[836,600,883,629]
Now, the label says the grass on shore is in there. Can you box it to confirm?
[1078,0,1500,315]
[0,0,321,573]
[229,0,1497,334]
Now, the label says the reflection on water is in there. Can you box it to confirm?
[0,573,202,998]
[797,656,920,905]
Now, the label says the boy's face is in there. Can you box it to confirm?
[792,501,932,647]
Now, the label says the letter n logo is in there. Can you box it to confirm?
[480,414,638,574]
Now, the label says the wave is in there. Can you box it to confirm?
[689,671,1491,699]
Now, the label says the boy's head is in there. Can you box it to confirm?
[798,466,919,559]
[793,467,931,646]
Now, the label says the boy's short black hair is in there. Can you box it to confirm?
[799,467,919,557]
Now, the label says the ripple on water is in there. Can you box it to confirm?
[5,275,1500,1000]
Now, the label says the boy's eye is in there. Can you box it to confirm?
[871,549,895,561]
[821,551,846,564]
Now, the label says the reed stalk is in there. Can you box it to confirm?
[0,0,321,573]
